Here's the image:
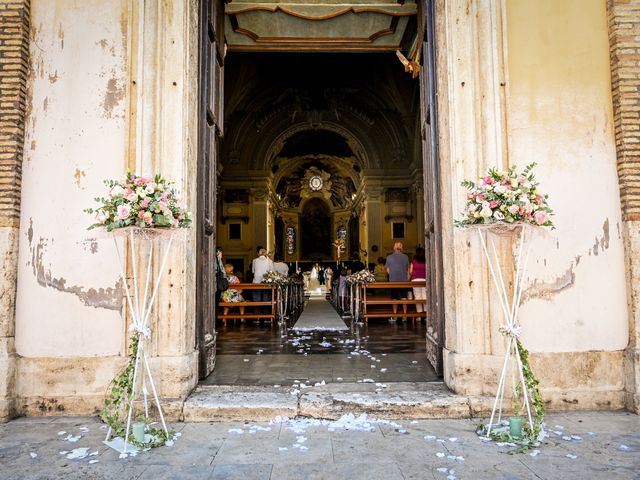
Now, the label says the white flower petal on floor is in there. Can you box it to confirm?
[436,467,448,473]
[529,449,541,457]
[89,459,99,464]
[66,448,90,460]
[449,437,458,442]
[29,452,37,459]
[424,435,436,440]
[566,454,577,459]
[79,427,90,433]
[619,444,630,450]
[57,431,66,436]
[436,452,445,457]
[228,428,244,434]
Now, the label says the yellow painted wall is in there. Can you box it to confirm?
[506,0,628,351]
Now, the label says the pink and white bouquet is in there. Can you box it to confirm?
[346,269,375,285]
[85,172,192,231]
[455,163,554,228]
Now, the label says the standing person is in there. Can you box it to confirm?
[273,254,289,276]
[409,247,427,320]
[252,247,274,318]
[324,266,333,293]
[385,242,410,321]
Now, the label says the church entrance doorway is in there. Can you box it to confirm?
[195,0,444,385]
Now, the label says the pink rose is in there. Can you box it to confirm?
[140,197,151,209]
[484,176,494,185]
[96,213,107,224]
[117,204,131,220]
[126,192,137,202]
[476,194,485,202]
[143,210,153,225]
[534,211,548,225]
[489,200,498,209]
[134,177,145,187]
[535,194,544,204]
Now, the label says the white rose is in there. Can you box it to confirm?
[494,185,507,194]
[480,207,493,218]
[110,185,124,197]
[508,204,519,214]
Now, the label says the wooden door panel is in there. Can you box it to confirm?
[420,0,444,376]
[197,0,224,380]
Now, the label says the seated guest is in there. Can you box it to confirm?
[273,254,289,276]
[221,263,244,316]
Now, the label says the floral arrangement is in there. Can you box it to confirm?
[455,163,553,228]
[346,269,375,285]
[85,172,191,231]
[263,271,290,286]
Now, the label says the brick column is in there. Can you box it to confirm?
[0,0,30,421]
[607,0,640,413]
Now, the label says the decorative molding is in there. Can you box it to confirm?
[225,4,417,21]
[229,15,400,44]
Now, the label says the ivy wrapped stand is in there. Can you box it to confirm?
[102,227,179,452]
[472,223,546,447]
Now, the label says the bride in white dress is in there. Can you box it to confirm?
[307,263,321,293]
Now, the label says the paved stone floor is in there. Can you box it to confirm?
[2,411,638,479]
[201,353,439,385]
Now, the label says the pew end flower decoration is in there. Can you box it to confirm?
[85,172,191,231]
[454,163,554,229]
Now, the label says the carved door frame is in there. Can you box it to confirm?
[420,0,445,375]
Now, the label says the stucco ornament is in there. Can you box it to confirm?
[456,164,554,452]
[85,172,191,453]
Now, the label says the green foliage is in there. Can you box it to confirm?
[477,338,545,453]
[101,334,175,449]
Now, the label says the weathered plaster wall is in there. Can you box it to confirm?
[437,0,629,408]
[506,0,628,352]
[12,0,200,416]
[15,0,129,358]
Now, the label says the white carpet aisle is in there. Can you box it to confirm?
[292,297,348,331]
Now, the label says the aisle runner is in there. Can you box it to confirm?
[292,297,348,331]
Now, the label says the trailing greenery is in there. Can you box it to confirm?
[477,339,545,453]
[101,335,175,449]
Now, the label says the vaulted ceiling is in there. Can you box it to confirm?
[221,53,422,183]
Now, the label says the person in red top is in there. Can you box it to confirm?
[409,247,427,320]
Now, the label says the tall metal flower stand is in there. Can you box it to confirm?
[104,228,176,453]
[474,223,542,438]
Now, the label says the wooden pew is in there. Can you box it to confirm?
[360,281,427,322]
[217,283,277,324]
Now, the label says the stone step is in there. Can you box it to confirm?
[175,382,495,422]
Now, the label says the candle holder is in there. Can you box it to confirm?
[509,416,523,439]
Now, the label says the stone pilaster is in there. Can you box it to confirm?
[0,0,30,422]
[607,0,640,413]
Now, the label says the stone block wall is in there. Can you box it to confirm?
[0,0,30,421]
[607,0,640,413]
